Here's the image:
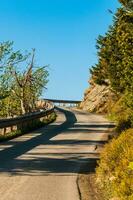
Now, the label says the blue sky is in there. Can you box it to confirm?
[0,0,120,100]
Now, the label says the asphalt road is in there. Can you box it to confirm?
[0,107,114,200]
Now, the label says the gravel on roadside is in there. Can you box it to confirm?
[77,173,104,200]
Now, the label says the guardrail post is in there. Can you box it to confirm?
[3,127,6,135]
[0,101,55,137]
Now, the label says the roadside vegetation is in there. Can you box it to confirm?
[0,41,49,117]
[0,112,56,142]
[0,42,56,141]
[89,0,133,199]
[96,128,133,200]
[90,0,133,131]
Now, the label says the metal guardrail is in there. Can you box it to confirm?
[0,98,80,131]
[44,99,81,104]
[0,102,55,129]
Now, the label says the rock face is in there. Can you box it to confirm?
[80,79,113,113]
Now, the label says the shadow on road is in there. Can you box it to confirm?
[0,107,111,176]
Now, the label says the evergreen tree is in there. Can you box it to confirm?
[90,0,133,127]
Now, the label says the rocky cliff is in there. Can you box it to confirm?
[80,79,114,113]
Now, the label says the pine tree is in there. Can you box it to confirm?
[90,0,133,127]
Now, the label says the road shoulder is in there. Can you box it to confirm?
[77,173,104,200]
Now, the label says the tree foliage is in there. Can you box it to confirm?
[119,0,133,12]
[0,42,49,117]
[94,2,133,199]
[90,1,133,127]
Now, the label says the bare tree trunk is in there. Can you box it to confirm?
[20,88,26,115]
[20,99,26,114]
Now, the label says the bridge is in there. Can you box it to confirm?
[44,98,81,107]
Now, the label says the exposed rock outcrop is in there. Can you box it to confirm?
[80,79,114,113]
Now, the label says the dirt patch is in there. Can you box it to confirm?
[77,173,104,200]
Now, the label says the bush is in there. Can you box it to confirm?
[96,128,133,200]
[109,95,133,133]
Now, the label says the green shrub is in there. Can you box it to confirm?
[109,95,133,133]
[96,128,133,200]
[116,117,132,133]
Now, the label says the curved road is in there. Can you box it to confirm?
[0,107,114,200]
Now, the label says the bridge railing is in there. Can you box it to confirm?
[0,101,55,136]
[44,99,81,107]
